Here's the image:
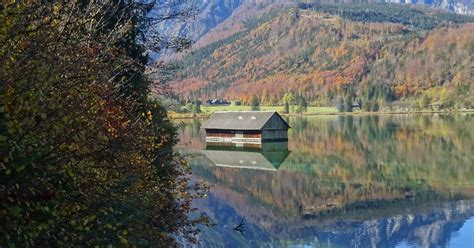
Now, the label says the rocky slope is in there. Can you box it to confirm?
[162,0,474,47]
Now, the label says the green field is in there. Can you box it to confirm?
[169,104,474,119]
[200,105,338,114]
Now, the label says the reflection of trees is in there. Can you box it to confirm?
[183,115,473,217]
[181,114,474,246]
[176,119,205,150]
[192,157,474,220]
[286,114,474,192]
[182,114,474,214]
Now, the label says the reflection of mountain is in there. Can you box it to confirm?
[195,188,474,247]
[204,142,290,170]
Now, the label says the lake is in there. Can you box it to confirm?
[177,114,474,247]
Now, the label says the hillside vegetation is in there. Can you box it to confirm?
[163,0,474,49]
[170,4,474,109]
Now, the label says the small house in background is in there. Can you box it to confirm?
[206,99,231,105]
[202,111,290,146]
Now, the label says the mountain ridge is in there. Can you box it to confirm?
[163,0,474,50]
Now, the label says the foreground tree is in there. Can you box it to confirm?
[0,1,206,246]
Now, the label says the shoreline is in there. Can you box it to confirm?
[169,109,474,120]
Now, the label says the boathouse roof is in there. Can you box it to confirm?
[201,111,290,131]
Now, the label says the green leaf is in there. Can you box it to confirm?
[10,206,21,217]
[16,165,25,173]
[65,165,74,177]
[118,235,128,244]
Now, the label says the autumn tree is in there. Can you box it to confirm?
[0,1,206,246]
[282,91,297,113]
[283,91,296,106]
[419,95,430,110]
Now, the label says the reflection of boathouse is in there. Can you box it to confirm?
[202,111,290,147]
[203,142,290,171]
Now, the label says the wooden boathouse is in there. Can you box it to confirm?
[202,111,290,145]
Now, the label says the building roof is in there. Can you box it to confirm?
[201,111,290,130]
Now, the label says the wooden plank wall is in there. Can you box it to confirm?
[206,131,261,139]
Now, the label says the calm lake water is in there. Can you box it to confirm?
[177,114,474,248]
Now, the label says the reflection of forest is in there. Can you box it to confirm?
[182,114,474,216]
[286,114,474,190]
[190,156,474,247]
[179,114,474,246]
[192,157,474,219]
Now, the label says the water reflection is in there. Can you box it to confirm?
[204,142,290,170]
[178,114,474,247]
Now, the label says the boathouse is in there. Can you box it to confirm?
[202,111,290,145]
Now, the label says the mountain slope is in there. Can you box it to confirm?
[158,0,245,42]
[162,0,474,48]
[170,4,474,108]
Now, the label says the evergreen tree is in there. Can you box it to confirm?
[344,94,353,112]
[372,101,380,112]
[251,94,260,111]
[363,100,372,112]
[337,96,345,112]
[284,101,290,113]
[296,95,308,113]
[194,100,202,113]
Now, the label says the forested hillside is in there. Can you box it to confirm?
[162,0,474,49]
[170,4,474,109]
